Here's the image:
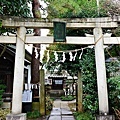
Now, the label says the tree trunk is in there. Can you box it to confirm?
[31,0,41,97]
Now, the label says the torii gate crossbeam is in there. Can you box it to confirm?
[1,16,119,120]
[0,36,120,44]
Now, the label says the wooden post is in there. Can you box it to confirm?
[39,69,45,115]
[94,27,109,114]
[77,71,83,112]
[12,27,26,114]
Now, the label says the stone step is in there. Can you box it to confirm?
[48,115,75,120]
[48,108,75,120]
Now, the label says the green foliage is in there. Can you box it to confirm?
[0,108,10,120]
[0,20,2,27]
[114,27,120,37]
[0,80,6,106]
[105,45,120,57]
[73,112,94,120]
[107,76,120,113]
[46,96,53,112]
[27,110,41,119]
[44,0,120,19]
[44,0,107,19]
[0,0,31,35]
[60,95,75,101]
[0,0,31,17]
[79,49,98,114]
[106,60,120,78]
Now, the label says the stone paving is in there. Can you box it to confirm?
[48,99,75,120]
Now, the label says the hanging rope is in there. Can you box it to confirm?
[54,51,58,62]
[62,52,66,62]
[94,34,104,45]
[15,31,120,62]
[79,48,84,59]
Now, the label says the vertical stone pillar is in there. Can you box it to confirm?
[94,27,109,114]
[77,71,83,112]
[39,69,45,115]
[12,27,26,114]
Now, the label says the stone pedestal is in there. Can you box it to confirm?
[6,113,26,120]
[96,115,115,120]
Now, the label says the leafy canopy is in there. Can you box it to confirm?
[0,0,32,17]
[0,0,32,34]
[44,0,107,19]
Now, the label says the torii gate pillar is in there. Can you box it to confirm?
[94,27,109,114]
[6,27,26,120]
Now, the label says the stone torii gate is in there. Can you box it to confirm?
[0,16,120,120]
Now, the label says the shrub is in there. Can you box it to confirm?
[0,80,6,106]
[27,110,41,119]
[46,96,53,112]
[80,49,98,114]
[113,108,120,120]
[107,76,120,113]
[73,112,94,120]
[61,95,75,101]
[0,108,10,120]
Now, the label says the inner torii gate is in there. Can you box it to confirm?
[0,16,120,120]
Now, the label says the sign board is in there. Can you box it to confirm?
[54,21,66,42]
